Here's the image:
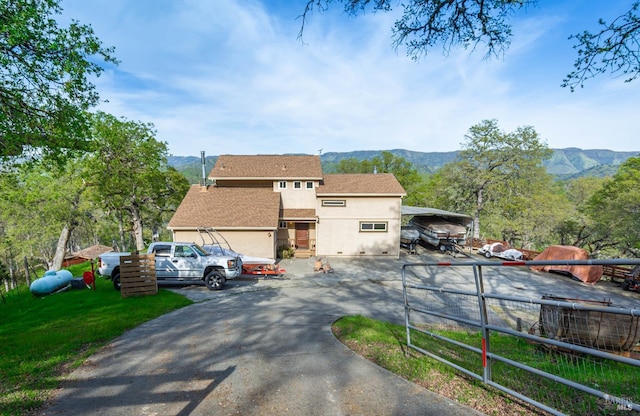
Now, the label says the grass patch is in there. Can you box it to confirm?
[0,262,192,416]
[332,315,639,416]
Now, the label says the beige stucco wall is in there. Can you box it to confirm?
[315,196,402,258]
[274,180,317,208]
[172,229,276,259]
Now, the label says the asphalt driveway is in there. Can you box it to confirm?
[40,248,636,415]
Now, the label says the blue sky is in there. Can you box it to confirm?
[60,0,639,157]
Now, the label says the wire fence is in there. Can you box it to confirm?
[402,259,640,415]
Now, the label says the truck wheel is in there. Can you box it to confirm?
[622,279,630,291]
[113,272,121,291]
[205,271,225,290]
[439,244,447,253]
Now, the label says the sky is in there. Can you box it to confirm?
[59,0,640,157]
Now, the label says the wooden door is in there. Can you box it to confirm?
[295,223,309,249]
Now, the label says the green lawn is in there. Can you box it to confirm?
[0,262,192,416]
[332,315,640,416]
[3,266,636,416]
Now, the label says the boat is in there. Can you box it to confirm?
[400,226,421,254]
[408,216,467,249]
[400,227,420,244]
[30,269,73,296]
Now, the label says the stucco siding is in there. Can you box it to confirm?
[316,196,402,258]
[316,218,400,257]
[275,180,317,208]
[172,229,276,259]
[317,196,401,218]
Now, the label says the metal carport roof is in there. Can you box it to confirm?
[401,206,473,223]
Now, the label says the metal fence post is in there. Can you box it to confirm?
[473,264,491,382]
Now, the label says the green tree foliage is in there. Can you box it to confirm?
[0,0,117,160]
[88,112,189,251]
[301,1,640,89]
[485,178,570,250]
[563,2,640,91]
[0,259,9,283]
[586,156,640,257]
[333,150,428,205]
[0,159,89,268]
[425,120,552,244]
[552,177,607,250]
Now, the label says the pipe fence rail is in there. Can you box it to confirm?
[402,259,640,416]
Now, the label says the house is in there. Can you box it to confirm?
[167,154,406,259]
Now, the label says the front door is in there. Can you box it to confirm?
[295,223,309,249]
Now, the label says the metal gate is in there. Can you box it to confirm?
[401,259,640,415]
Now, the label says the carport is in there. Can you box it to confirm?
[401,206,474,227]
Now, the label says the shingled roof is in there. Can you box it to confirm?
[280,209,317,220]
[168,185,281,229]
[209,155,323,180]
[67,245,114,260]
[317,173,406,196]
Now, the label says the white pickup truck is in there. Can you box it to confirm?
[98,242,243,291]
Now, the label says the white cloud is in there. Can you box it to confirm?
[61,0,640,156]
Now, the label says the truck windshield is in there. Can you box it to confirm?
[193,244,209,256]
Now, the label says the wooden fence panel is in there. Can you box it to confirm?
[602,265,632,282]
[120,253,157,298]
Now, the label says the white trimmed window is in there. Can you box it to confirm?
[294,181,302,189]
[306,181,314,189]
[360,222,388,232]
[278,181,287,189]
[322,200,346,207]
[279,221,287,229]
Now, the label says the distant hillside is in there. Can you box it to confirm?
[321,149,459,174]
[548,148,639,175]
[169,155,217,185]
[169,148,639,184]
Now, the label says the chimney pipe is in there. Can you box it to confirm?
[201,151,206,186]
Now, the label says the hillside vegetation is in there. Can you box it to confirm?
[169,148,639,184]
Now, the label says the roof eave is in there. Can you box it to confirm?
[209,176,323,181]
[316,193,406,197]
[169,226,277,231]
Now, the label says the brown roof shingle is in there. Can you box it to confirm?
[317,173,406,196]
[69,245,114,260]
[210,155,323,180]
[168,185,281,229]
[280,209,317,220]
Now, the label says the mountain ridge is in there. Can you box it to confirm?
[169,148,639,184]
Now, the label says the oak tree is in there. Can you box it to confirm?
[586,156,640,257]
[0,159,89,269]
[1,0,117,160]
[425,119,552,243]
[88,112,189,251]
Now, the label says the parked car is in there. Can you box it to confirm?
[98,242,242,291]
[479,242,524,261]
